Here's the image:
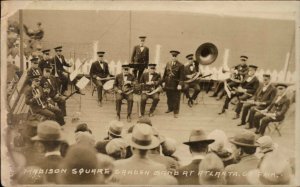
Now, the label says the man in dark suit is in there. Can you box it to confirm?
[52,46,73,95]
[140,64,162,117]
[89,51,113,106]
[27,57,42,85]
[162,50,185,118]
[183,54,201,107]
[31,120,64,183]
[175,128,214,185]
[38,49,52,73]
[40,65,67,116]
[253,83,290,136]
[131,36,149,80]
[114,64,135,122]
[219,65,260,116]
[238,74,277,128]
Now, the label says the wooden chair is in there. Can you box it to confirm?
[267,120,284,137]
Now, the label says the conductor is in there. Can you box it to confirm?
[131,36,149,80]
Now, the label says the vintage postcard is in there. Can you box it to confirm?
[1,1,299,186]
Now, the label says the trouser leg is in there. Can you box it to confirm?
[60,74,69,94]
[150,93,159,113]
[253,113,265,129]
[247,107,257,128]
[36,109,56,120]
[183,84,191,99]
[173,90,181,114]
[137,68,145,81]
[191,83,201,100]
[259,117,276,135]
[166,90,173,111]
[140,94,148,116]
[55,97,66,116]
[223,96,233,110]
[93,79,104,102]
[241,104,254,124]
[49,107,65,125]
[116,93,123,115]
[126,93,134,116]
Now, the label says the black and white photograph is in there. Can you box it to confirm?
[1,1,299,186]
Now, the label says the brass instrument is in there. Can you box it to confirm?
[32,88,46,108]
[195,43,218,65]
[254,108,276,120]
[122,81,134,95]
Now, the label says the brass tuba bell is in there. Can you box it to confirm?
[195,42,218,65]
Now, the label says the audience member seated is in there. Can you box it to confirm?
[105,138,129,160]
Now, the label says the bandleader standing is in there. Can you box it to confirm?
[131,36,149,80]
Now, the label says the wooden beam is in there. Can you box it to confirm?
[19,9,24,71]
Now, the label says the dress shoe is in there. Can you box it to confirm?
[218,109,225,115]
[237,123,246,126]
[255,130,260,134]
[216,97,221,101]
[149,113,154,117]
[174,114,178,118]
[188,100,192,108]
[210,94,217,97]
[116,114,121,121]
[245,126,254,129]
[165,110,173,113]
[127,115,132,122]
[232,114,240,120]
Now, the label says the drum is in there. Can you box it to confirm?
[103,80,115,91]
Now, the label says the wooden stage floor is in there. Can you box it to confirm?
[63,85,295,165]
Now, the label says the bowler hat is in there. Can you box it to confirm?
[125,123,160,150]
[229,130,259,147]
[108,120,124,137]
[31,120,64,141]
[186,54,193,60]
[183,129,215,145]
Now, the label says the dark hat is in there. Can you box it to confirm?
[125,123,160,150]
[275,83,288,88]
[186,54,194,60]
[229,130,259,147]
[248,65,258,70]
[139,36,147,40]
[137,116,152,126]
[75,123,92,134]
[42,49,50,54]
[97,51,105,56]
[263,74,271,78]
[95,140,110,154]
[148,63,157,68]
[183,129,215,145]
[122,64,130,68]
[108,120,124,137]
[54,46,62,51]
[240,55,248,61]
[31,120,64,141]
[30,57,39,63]
[170,50,180,57]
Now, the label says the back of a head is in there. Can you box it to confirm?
[148,175,178,185]
[57,145,103,184]
[161,137,177,156]
[207,129,229,153]
[105,138,128,160]
[199,153,225,185]
[75,131,96,147]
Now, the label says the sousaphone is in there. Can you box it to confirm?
[195,42,218,65]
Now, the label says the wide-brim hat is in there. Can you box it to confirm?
[183,129,215,145]
[31,120,64,141]
[125,123,160,150]
[229,130,259,147]
[108,120,124,137]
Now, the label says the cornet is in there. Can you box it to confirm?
[32,88,46,109]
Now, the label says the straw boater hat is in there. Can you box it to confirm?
[108,120,124,137]
[229,130,259,147]
[31,120,64,141]
[183,128,215,145]
[105,138,129,155]
[125,123,160,150]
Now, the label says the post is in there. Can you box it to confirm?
[19,10,24,71]
[128,11,132,62]
[93,40,98,61]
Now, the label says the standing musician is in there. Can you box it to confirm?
[27,57,42,85]
[38,49,52,73]
[40,65,67,116]
[114,64,135,122]
[183,54,201,107]
[238,74,277,128]
[89,51,113,106]
[162,50,185,118]
[253,83,290,136]
[140,64,162,117]
[131,36,149,80]
[52,46,73,95]
[219,65,259,116]
[25,75,65,125]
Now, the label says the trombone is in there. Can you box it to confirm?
[32,88,46,109]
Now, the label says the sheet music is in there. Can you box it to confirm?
[76,76,90,90]
[69,69,79,81]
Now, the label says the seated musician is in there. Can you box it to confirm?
[27,57,42,85]
[90,51,113,107]
[25,75,65,125]
[38,49,52,73]
[40,65,67,116]
[219,65,259,116]
[114,64,135,122]
[183,54,201,107]
[253,83,290,136]
[140,63,162,117]
[238,74,277,128]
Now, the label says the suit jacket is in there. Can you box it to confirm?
[27,67,42,84]
[89,61,111,79]
[253,84,277,108]
[131,45,149,65]
[225,154,260,185]
[162,60,185,90]
[25,86,47,112]
[139,72,161,90]
[38,154,63,183]
[184,62,201,81]
[148,153,179,171]
[267,95,290,120]
[38,58,52,73]
[112,155,166,185]
[52,55,71,76]
[175,159,202,185]
[114,73,135,92]
[40,76,60,98]
[241,76,260,95]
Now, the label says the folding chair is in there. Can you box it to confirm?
[267,120,284,137]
